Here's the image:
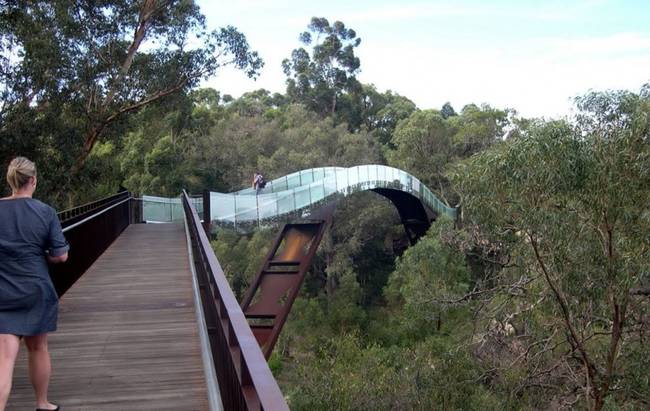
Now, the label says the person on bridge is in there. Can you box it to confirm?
[252,170,266,194]
[0,157,68,411]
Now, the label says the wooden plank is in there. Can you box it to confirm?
[7,224,209,411]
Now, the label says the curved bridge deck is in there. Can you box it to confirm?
[7,224,209,410]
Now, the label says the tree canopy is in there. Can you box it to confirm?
[282,17,361,118]
[449,89,649,409]
[0,0,262,203]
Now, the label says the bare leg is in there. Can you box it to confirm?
[24,334,57,410]
[0,334,20,411]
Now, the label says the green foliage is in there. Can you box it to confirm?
[285,333,501,411]
[211,227,275,299]
[388,110,456,193]
[119,95,208,196]
[268,351,283,376]
[354,85,418,143]
[120,95,384,196]
[197,103,383,190]
[450,86,650,408]
[387,104,509,206]
[0,0,262,205]
[75,141,123,201]
[282,17,361,117]
[441,102,457,119]
[383,219,471,343]
[224,88,287,118]
[319,194,401,305]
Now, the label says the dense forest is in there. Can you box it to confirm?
[1,2,648,410]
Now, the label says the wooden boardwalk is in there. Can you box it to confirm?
[7,224,209,410]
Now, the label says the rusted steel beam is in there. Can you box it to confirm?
[241,220,330,359]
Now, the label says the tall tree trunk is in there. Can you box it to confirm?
[71,0,163,175]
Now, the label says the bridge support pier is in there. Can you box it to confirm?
[240,220,329,359]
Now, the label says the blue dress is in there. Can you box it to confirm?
[0,197,69,336]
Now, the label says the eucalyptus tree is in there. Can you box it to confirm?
[451,87,650,410]
[387,104,509,206]
[0,0,262,202]
[440,102,457,119]
[282,17,361,117]
[344,84,417,143]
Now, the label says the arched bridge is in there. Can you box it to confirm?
[144,165,456,243]
[8,166,455,411]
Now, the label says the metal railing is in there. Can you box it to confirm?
[57,191,131,227]
[50,191,135,297]
[182,190,288,411]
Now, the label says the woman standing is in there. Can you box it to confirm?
[0,157,68,411]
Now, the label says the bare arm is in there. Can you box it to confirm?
[47,252,68,264]
[46,206,69,264]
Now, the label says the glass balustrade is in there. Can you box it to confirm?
[142,195,201,223]
[142,165,457,225]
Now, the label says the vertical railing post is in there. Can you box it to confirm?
[256,194,260,228]
[203,189,211,234]
[128,197,133,224]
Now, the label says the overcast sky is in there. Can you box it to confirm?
[195,0,650,118]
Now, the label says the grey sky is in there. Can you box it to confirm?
[196,0,650,118]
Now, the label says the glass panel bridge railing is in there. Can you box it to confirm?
[141,165,457,228]
[212,165,456,229]
[141,195,202,223]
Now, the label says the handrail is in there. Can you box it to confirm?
[182,190,288,411]
[58,191,130,224]
[62,197,132,233]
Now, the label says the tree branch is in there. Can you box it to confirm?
[528,233,600,387]
[103,0,164,109]
[630,287,650,297]
[73,77,189,173]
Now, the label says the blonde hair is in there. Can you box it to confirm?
[7,156,37,191]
